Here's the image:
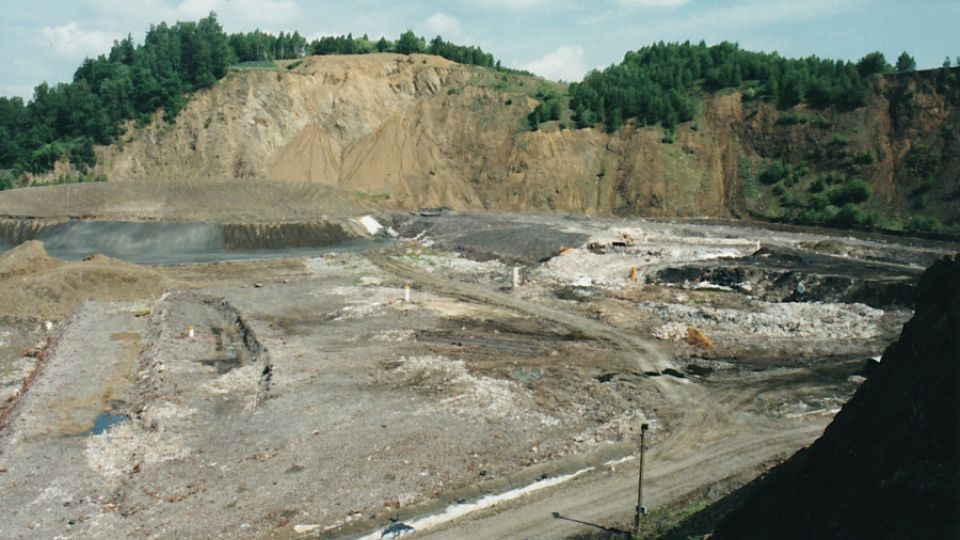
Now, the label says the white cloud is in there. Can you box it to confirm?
[474,0,551,8]
[674,0,857,32]
[86,0,301,34]
[221,0,302,27]
[0,83,36,102]
[617,0,690,7]
[423,12,464,39]
[40,23,116,59]
[520,45,588,82]
[176,0,224,19]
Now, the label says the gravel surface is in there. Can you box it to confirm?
[0,214,952,539]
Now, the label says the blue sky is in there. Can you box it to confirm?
[2,0,958,101]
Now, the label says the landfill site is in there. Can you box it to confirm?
[0,184,954,539]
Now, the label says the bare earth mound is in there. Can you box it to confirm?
[0,240,63,279]
[0,244,183,320]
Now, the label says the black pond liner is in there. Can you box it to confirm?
[4,220,390,265]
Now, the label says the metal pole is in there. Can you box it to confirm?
[634,423,649,536]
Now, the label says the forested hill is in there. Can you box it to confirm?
[0,13,505,183]
[567,41,895,133]
[1,14,956,235]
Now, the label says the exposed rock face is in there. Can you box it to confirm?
[711,254,960,540]
[94,54,958,225]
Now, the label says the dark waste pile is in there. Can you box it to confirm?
[711,254,960,540]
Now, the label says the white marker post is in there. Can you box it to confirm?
[512,267,521,289]
[187,325,195,338]
[404,284,411,303]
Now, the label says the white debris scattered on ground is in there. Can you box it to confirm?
[392,356,555,424]
[645,301,891,340]
[140,401,197,426]
[539,242,754,289]
[202,364,260,396]
[85,423,190,478]
[305,254,379,276]
[359,276,382,286]
[653,322,689,341]
[400,248,507,277]
[332,302,384,321]
[371,329,415,342]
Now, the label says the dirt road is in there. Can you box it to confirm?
[357,252,836,539]
[0,215,926,539]
[365,252,677,377]
[415,416,828,539]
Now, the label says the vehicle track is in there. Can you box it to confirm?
[415,415,829,539]
[365,253,677,378]
[359,252,831,539]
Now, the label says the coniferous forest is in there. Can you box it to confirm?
[568,41,895,134]
[0,13,924,188]
[0,15,499,182]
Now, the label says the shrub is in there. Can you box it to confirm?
[854,149,878,165]
[907,215,944,233]
[829,179,870,205]
[807,193,829,210]
[759,160,790,185]
[776,111,808,126]
[812,115,832,129]
[809,177,827,193]
[830,203,870,227]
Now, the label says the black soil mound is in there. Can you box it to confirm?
[711,254,960,540]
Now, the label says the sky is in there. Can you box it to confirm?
[2,0,958,101]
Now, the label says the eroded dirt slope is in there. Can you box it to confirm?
[90,55,959,226]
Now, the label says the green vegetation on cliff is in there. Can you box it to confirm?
[0,15,955,237]
[0,15,503,182]
[567,41,895,133]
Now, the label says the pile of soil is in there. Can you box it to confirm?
[711,254,960,539]
[0,242,182,320]
[0,240,62,279]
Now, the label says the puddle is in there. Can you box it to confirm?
[89,413,128,435]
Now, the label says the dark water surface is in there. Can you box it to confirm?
[1,220,388,265]
[89,413,128,435]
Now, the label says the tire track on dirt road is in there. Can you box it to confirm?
[360,252,828,539]
[413,417,829,540]
[365,252,677,378]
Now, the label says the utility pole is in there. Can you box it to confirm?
[634,423,649,536]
